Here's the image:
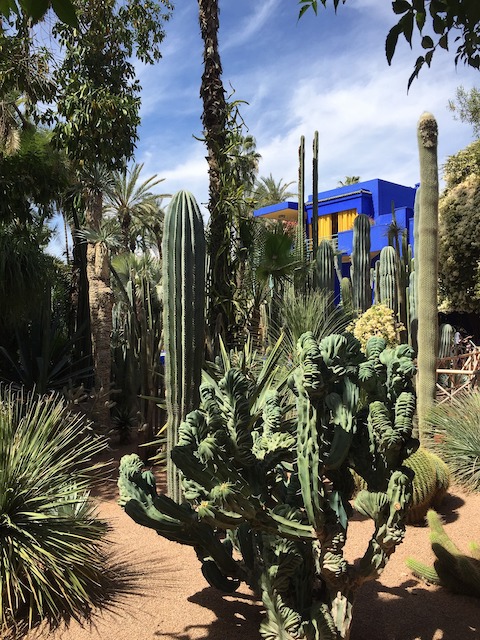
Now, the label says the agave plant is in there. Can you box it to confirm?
[0,386,110,634]
[424,390,480,492]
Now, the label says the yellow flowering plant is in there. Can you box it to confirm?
[350,303,404,351]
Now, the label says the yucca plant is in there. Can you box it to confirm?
[0,385,110,635]
[424,391,480,492]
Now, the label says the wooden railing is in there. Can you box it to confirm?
[436,348,480,403]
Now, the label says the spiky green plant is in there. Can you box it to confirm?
[406,509,480,597]
[0,386,110,634]
[119,332,419,640]
[423,392,480,492]
[274,285,352,363]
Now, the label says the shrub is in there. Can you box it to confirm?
[423,391,480,492]
[350,303,403,351]
[0,386,110,635]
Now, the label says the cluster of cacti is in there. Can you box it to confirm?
[352,447,450,525]
[406,510,480,598]
[119,331,419,639]
[161,190,206,502]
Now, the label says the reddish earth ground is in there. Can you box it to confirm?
[27,442,480,640]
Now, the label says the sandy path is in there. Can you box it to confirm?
[25,446,480,640]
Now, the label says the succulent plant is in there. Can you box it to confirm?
[119,331,418,639]
[161,190,206,502]
[406,510,480,598]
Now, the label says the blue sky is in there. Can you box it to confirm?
[133,0,480,210]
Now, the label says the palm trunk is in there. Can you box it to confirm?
[198,0,233,351]
[85,191,112,429]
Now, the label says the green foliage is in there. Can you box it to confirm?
[448,85,480,140]
[0,127,70,223]
[439,173,480,313]
[0,0,78,28]
[407,510,480,598]
[47,0,172,171]
[0,386,110,634]
[423,391,480,492]
[254,174,296,208]
[119,332,419,639]
[443,139,480,189]
[297,0,480,88]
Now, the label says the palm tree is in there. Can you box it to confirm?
[338,176,361,186]
[253,174,296,208]
[198,0,231,349]
[103,163,169,253]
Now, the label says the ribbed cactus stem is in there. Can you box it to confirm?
[351,214,372,313]
[162,190,206,503]
[341,277,353,314]
[416,113,439,439]
[312,131,319,265]
[316,239,335,296]
[438,323,454,358]
[378,245,398,313]
[295,135,306,293]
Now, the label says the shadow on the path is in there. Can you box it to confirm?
[153,587,263,640]
[351,578,478,640]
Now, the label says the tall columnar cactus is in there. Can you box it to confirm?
[312,131,319,265]
[378,245,398,313]
[119,332,419,639]
[162,190,206,503]
[315,239,335,296]
[295,135,306,293]
[351,214,372,313]
[416,113,439,438]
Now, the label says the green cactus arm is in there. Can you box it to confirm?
[405,557,441,584]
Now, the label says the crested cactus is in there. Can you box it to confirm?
[351,214,372,313]
[416,113,440,438]
[162,190,206,503]
[119,331,418,639]
[407,510,480,598]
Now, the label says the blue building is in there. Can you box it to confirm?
[254,179,418,269]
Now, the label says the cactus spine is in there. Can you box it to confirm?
[351,214,372,313]
[416,113,439,438]
[162,190,206,503]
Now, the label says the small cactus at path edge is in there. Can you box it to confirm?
[406,510,480,598]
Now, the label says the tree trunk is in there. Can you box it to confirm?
[85,191,112,429]
[198,0,233,352]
